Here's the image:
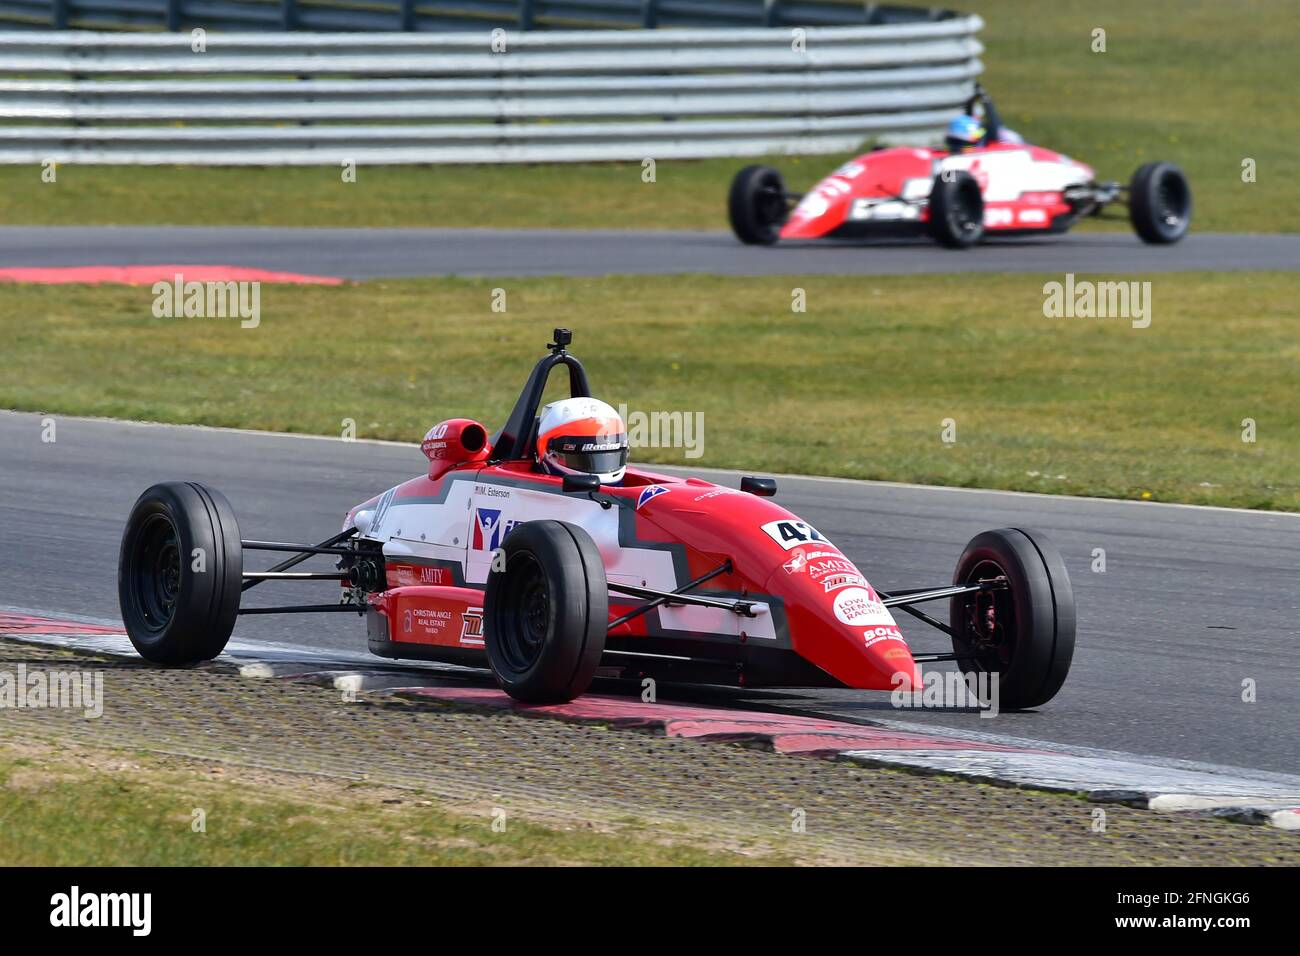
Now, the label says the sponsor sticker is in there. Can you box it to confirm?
[392,564,448,587]
[863,625,906,649]
[636,485,669,510]
[833,586,891,626]
[472,507,518,551]
[820,572,867,593]
[460,607,484,646]
[692,488,739,502]
[805,556,857,581]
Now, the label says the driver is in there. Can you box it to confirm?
[536,397,629,485]
[945,84,1024,153]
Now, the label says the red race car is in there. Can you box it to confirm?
[118,330,1076,709]
[728,88,1192,248]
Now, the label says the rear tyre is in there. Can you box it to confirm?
[949,527,1075,709]
[484,520,607,703]
[927,171,985,248]
[727,164,788,245]
[118,481,242,664]
[1128,161,1192,243]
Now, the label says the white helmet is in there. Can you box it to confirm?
[536,397,628,484]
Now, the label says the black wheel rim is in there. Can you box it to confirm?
[1155,173,1188,228]
[497,551,550,673]
[953,182,983,237]
[131,513,181,634]
[958,558,1015,672]
[755,180,786,237]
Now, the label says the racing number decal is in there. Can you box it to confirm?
[760,519,831,551]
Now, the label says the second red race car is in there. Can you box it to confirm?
[728,86,1192,248]
[117,330,1076,709]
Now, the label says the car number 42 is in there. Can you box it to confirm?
[761,519,831,550]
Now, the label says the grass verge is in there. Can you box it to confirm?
[2,271,1296,510]
[0,0,1294,232]
[0,737,782,865]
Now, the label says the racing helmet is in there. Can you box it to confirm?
[945,114,985,153]
[536,397,628,484]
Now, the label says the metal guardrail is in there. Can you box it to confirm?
[0,19,984,165]
[0,1,963,33]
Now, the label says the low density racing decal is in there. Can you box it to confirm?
[832,586,891,627]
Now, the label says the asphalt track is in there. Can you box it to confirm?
[3,411,1296,775]
[2,225,1298,278]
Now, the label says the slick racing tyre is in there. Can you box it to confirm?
[118,481,242,664]
[1128,161,1192,244]
[728,164,789,245]
[949,528,1075,710]
[927,170,985,248]
[484,520,607,703]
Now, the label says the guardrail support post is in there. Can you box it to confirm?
[281,0,298,31]
[165,0,181,31]
[52,0,69,29]
[639,0,658,29]
[518,0,536,30]
[399,0,415,30]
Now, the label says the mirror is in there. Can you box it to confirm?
[741,476,777,497]
[562,473,601,493]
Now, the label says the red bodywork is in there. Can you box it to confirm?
[346,452,920,694]
[781,142,1093,240]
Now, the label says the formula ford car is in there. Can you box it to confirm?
[728,125,1192,249]
[118,330,1076,709]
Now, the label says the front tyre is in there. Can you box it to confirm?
[949,528,1075,710]
[484,520,607,703]
[727,164,788,245]
[1128,161,1192,243]
[118,481,242,664]
[927,170,985,248]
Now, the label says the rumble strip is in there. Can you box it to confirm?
[3,608,1297,831]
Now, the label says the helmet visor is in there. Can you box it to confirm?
[548,434,629,476]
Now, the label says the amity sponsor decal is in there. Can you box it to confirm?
[783,549,868,592]
[472,507,519,551]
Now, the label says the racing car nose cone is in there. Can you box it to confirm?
[862,638,921,693]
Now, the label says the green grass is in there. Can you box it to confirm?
[0,0,1293,232]
[2,271,1296,510]
[0,745,782,865]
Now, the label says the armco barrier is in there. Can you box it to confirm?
[0,1,964,33]
[0,19,983,164]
